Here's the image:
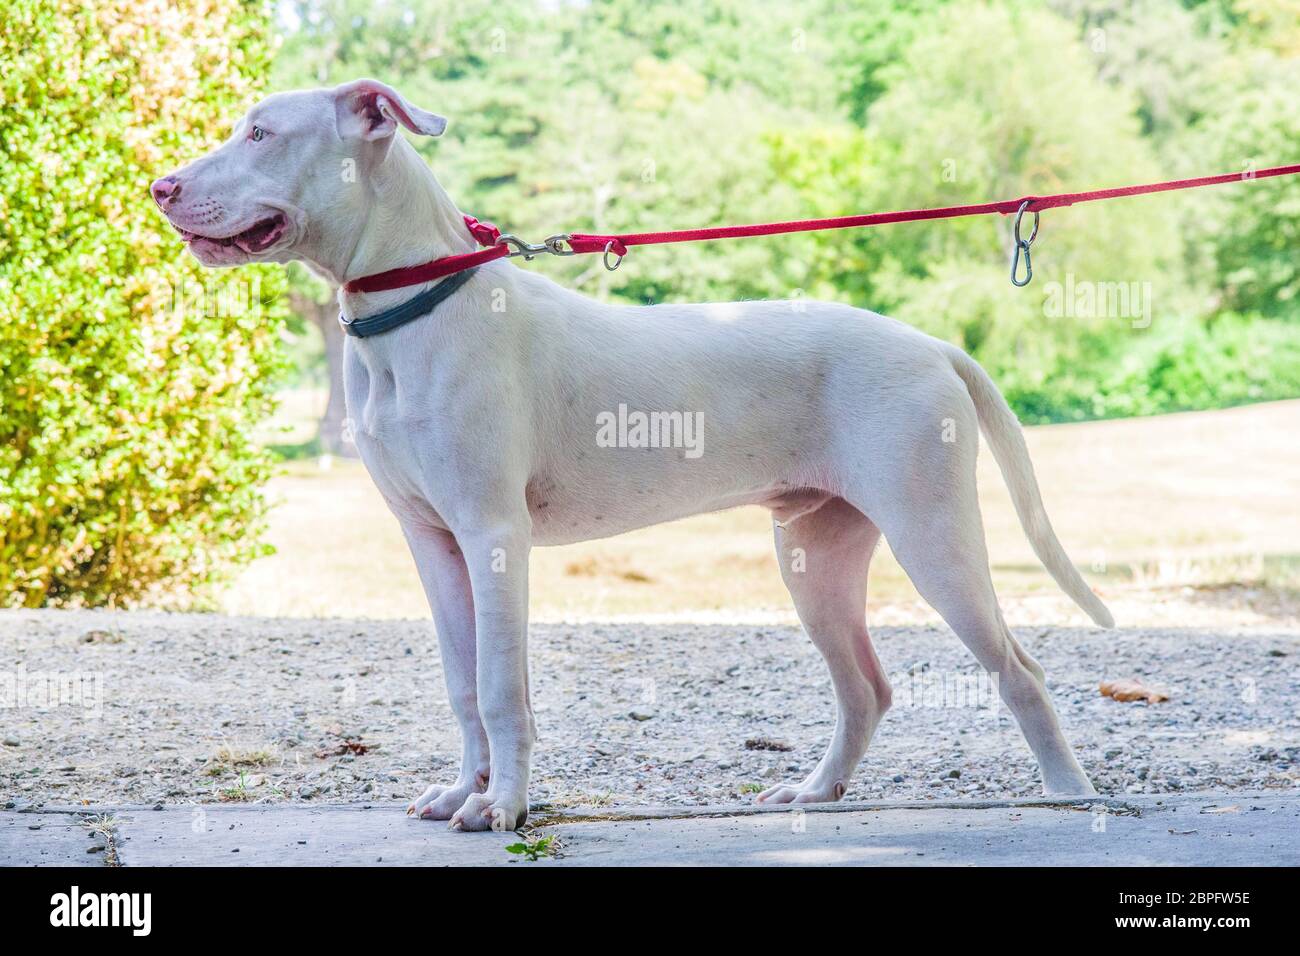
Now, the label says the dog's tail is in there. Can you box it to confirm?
[945,343,1115,628]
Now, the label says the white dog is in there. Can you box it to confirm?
[152,79,1112,831]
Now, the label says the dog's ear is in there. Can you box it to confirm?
[334,79,446,141]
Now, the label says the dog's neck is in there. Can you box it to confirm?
[325,136,475,322]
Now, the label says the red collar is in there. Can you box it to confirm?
[342,215,508,294]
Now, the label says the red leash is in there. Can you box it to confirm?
[344,163,1300,294]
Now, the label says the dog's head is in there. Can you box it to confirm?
[150,80,445,270]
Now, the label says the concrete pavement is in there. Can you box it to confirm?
[3,792,1295,866]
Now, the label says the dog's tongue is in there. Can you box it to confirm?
[235,217,283,253]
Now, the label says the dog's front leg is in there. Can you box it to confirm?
[446,520,534,832]
[401,523,491,820]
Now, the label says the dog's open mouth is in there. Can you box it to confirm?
[175,212,288,254]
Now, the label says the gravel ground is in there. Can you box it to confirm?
[2,609,1297,810]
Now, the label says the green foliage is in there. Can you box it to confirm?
[5,0,1292,608]
[836,0,952,123]
[505,834,555,860]
[1007,313,1300,423]
[771,0,1297,421]
[1183,54,1300,317]
[774,3,1182,392]
[1047,0,1228,145]
[276,0,835,305]
[273,0,1300,428]
[0,0,286,607]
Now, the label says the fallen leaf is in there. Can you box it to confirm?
[1100,678,1169,703]
[1201,805,1239,814]
[314,739,369,758]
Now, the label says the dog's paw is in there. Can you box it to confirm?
[407,775,485,821]
[448,791,528,832]
[756,778,847,805]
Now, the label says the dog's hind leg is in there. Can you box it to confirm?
[757,496,892,805]
[850,417,1096,796]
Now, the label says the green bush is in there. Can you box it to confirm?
[0,0,286,607]
[1004,314,1300,424]
[1185,54,1300,319]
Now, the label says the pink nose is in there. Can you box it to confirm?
[150,176,180,208]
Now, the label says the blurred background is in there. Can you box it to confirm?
[2,0,1298,626]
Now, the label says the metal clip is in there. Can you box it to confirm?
[497,233,575,261]
[1010,200,1039,287]
[543,234,575,256]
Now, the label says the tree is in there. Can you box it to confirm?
[0,0,286,606]
[772,1,1187,417]
[283,266,352,457]
[274,0,838,306]
[1047,0,1230,147]
[270,0,1300,429]
[272,0,840,441]
[1182,36,1300,316]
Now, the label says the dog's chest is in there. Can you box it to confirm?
[342,340,461,528]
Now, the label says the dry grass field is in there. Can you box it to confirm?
[222,398,1300,627]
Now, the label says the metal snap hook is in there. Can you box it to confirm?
[498,233,576,261]
[496,233,544,260]
[1010,200,1039,287]
[543,234,575,256]
[1011,240,1032,287]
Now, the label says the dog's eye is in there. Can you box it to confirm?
[250,126,266,142]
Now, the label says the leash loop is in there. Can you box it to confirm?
[1010,200,1039,287]
[603,240,624,272]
